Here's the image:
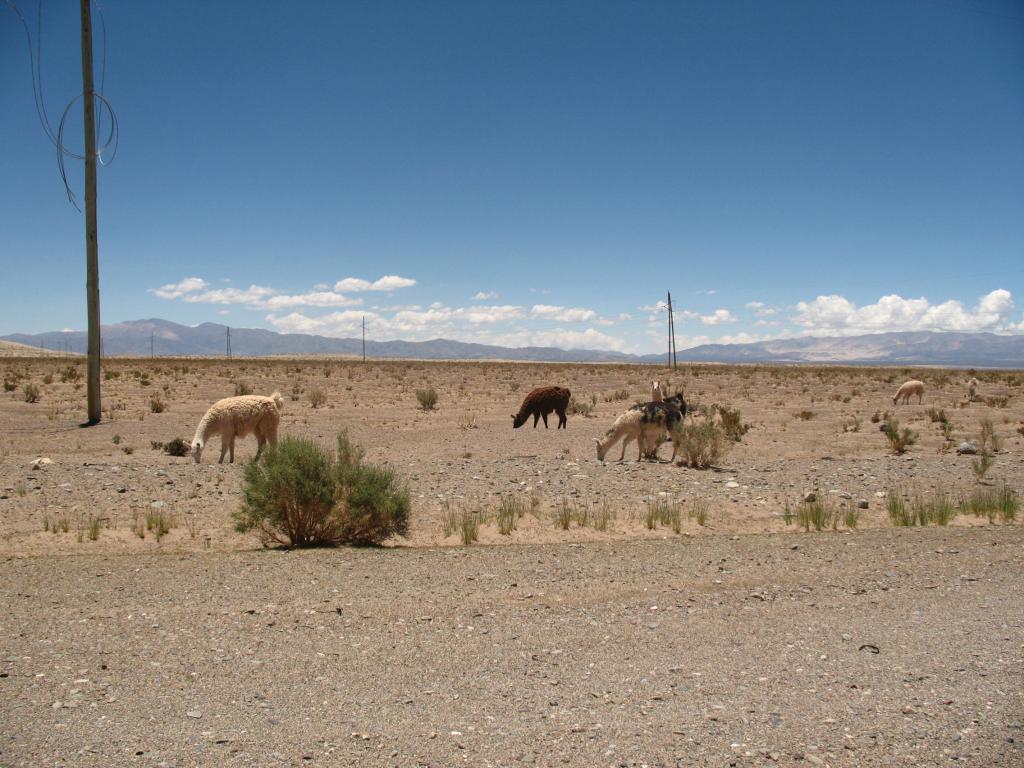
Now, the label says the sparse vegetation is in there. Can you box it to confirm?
[961,483,1018,523]
[567,395,594,417]
[496,495,527,535]
[149,393,166,413]
[22,383,41,403]
[234,381,254,396]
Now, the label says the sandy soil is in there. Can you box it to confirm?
[2,526,1022,767]
[1,357,1022,766]
[0,357,1021,553]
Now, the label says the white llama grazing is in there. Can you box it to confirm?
[191,392,284,464]
[892,380,925,405]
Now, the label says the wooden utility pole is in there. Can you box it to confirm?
[226,327,232,359]
[361,316,366,362]
[150,332,154,358]
[80,0,101,423]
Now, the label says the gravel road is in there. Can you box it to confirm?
[3,526,1022,767]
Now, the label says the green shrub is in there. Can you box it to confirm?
[22,383,41,403]
[672,421,730,468]
[235,433,410,547]
[416,387,438,410]
[149,393,166,413]
[60,366,81,383]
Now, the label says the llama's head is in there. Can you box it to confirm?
[511,413,527,429]
[651,381,664,401]
[891,393,899,405]
[190,439,204,463]
[594,437,607,461]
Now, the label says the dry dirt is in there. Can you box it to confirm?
[1,357,1022,766]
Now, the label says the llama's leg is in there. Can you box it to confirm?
[542,412,549,428]
[618,434,629,462]
[917,393,923,404]
[533,412,540,428]
[557,409,567,428]
[218,433,229,464]
[255,428,266,460]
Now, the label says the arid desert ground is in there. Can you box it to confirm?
[2,355,1022,766]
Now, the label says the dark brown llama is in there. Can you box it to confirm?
[511,386,571,429]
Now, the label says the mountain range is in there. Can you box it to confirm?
[3,319,1023,367]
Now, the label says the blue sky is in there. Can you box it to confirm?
[2,0,1022,353]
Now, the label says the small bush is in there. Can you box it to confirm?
[714,404,750,441]
[690,499,709,526]
[984,395,1009,408]
[796,410,815,421]
[926,407,948,424]
[645,497,682,533]
[164,437,191,457]
[672,421,731,469]
[416,387,438,411]
[460,510,479,545]
[961,483,1018,523]
[797,498,834,532]
[911,489,957,526]
[554,498,574,530]
[149,393,166,413]
[3,376,16,392]
[235,433,410,547]
[603,389,630,402]
[594,500,615,531]
[307,388,327,408]
[887,490,914,527]
[234,381,254,396]
[22,383,41,403]
[882,417,917,454]
[567,396,593,417]
[496,495,526,535]
[60,366,81,383]
[971,451,994,483]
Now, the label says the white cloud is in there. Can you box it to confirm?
[530,304,597,323]
[267,310,374,335]
[792,289,1017,335]
[472,291,498,300]
[151,277,209,300]
[264,291,363,309]
[490,327,627,352]
[333,275,416,292]
[699,309,738,325]
[746,301,779,317]
[183,285,277,305]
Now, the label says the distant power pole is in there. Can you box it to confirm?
[226,327,232,360]
[362,316,366,362]
[150,332,154,358]
[666,291,678,370]
[81,0,102,423]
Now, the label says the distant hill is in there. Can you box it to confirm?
[0,339,81,358]
[3,320,1023,367]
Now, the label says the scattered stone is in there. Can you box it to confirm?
[29,457,52,470]
[956,442,978,455]
[857,500,869,509]
[803,492,817,503]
